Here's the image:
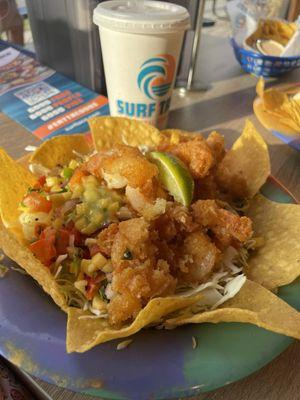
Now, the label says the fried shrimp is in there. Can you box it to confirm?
[159,136,215,179]
[178,231,220,284]
[85,145,158,189]
[108,218,176,325]
[154,203,196,242]
[96,223,119,257]
[192,200,253,249]
[206,131,225,163]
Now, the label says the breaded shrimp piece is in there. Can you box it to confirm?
[125,186,166,220]
[159,137,215,179]
[108,218,176,325]
[84,145,158,189]
[206,131,225,163]
[96,223,119,257]
[108,259,176,326]
[154,203,196,242]
[192,199,253,249]
[178,230,220,284]
[111,218,152,263]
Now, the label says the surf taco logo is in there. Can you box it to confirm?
[137,54,175,100]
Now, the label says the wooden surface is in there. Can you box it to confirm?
[1,66,300,399]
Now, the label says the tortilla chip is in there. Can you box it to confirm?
[66,294,202,353]
[165,280,300,340]
[280,99,300,131]
[256,77,265,98]
[0,221,67,311]
[89,116,162,150]
[0,148,36,227]
[263,89,288,111]
[254,79,300,133]
[253,97,298,136]
[245,194,300,289]
[29,134,92,169]
[256,78,289,111]
[217,120,270,198]
[246,19,296,48]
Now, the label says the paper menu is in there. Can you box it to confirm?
[0,43,109,140]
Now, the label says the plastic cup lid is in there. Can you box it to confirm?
[93,0,190,34]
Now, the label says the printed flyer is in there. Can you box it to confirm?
[0,42,109,140]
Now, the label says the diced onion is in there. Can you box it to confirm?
[54,265,63,279]
[29,163,50,176]
[55,254,68,267]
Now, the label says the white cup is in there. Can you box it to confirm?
[93,0,190,129]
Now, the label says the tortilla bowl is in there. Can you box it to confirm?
[0,117,300,353]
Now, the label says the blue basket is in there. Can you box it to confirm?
[230,38,300,77]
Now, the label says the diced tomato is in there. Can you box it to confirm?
[23,192,52,213]
[65,220,85,246]
[85,273,106,301]
[89,244,101,258]
[68,168,88,189]
[40,226,80,255]
[33,175,46,189]
[56,229,71,255]
[29,239,57,266]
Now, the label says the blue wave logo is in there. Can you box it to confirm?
[137,54,175,100]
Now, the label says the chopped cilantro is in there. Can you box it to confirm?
[99,280,108,302]
[54,187,68,194]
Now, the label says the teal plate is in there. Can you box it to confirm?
[0,176,299,400]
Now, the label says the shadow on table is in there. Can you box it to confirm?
[194,32,243,84]
[168,86,256,131]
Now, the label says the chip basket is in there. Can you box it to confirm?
[230,38,300,77]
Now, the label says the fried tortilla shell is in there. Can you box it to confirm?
[0,221,67,311]
[0,148,36,228]
[245,194,300,290]
[29,134,92,169]
[67,279,300,353]
[165,279,300,340]
[0,147,68,311]
[66,293,203,353]
[217,120,270,198]
[89,116,162,150]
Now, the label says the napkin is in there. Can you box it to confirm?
[281,29,300,56]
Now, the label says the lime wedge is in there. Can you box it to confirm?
[150,151,194,207]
